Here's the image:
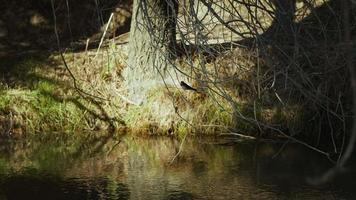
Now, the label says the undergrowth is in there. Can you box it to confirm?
[0,46,312,139]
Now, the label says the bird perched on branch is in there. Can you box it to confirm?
[180,81,197,91]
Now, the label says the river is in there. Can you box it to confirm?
[0,133,355,199]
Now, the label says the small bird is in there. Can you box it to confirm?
[180,81,197,91]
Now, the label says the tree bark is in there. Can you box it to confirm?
[124,0,178,103]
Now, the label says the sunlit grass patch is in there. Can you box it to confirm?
[0,87,87,135]
[123,86,236,136]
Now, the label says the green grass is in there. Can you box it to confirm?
[0,56,91,135]
[0,87,87,134]
[0,50,127,136]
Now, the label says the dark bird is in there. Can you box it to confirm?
[180,81,197,91]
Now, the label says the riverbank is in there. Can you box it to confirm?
[0,0,353,147]
[0,33,350,142]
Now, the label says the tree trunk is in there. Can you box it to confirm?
[123,0,178,104]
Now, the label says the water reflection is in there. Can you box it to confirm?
[0,134,355,200]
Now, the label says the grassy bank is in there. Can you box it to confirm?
[0,0,353,144]
[0,56,94,137]
[0,43,317,140]
[0,51,128,139]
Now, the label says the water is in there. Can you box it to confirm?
[0,134,355,200]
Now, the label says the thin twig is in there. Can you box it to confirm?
[96,12,114,57]
[219,132,256,140]
[170,132,188,164]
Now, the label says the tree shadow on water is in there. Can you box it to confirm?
[0,173,130,200]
